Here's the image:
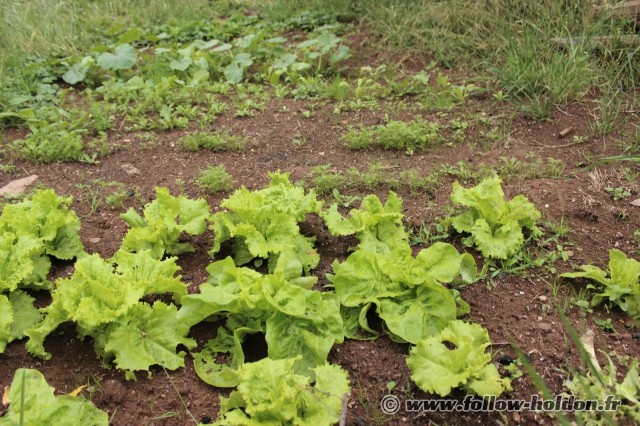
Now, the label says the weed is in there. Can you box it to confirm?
[196,165,233,193]
[308,164,346,194]
[344,119,443,152]
[179,131,247,152]
[605,186,631,201]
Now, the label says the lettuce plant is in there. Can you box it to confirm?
[448,176,542,259]
[118,187,210,259]
[213,357,350,426]
[324,192,476,343]
[210,172,322,274]
[561,249,640,318]
[407,320,511,397]
[26,251,193,380]
[0,368,108,425]
[0,189,84,352]
[178,256,343,387]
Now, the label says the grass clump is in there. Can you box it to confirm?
[178,131,247,152]
[196,165,233,193]
[308,164,347,194]
[12,128,84,163]
[344,119,442,152]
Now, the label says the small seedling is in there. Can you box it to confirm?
[196,165,233,193]
[594,318,616,333]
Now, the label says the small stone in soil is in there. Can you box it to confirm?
[538,323,553,331]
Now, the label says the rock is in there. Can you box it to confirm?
[121,163,141,176]
[0,175,38,196]
[89,238,101,244]
[538,323,553,331]
[538,295,548,303]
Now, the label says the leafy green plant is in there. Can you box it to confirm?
[210,172,322,274]
[605,186,631,201]
[323,192,476,343]
[447,176,542,259]
[118,187,210,259]
[213,357,349,425]
[197,165,233,193]
[12,128,85,163]
[565,352,640,424]
[25,251,193,380]
[344,119,443,152]
[561,249,640,319]
[178,130,246,152]
[407,320,511,397]
[178,257,343,386]
[0,368,108,425]
[97,43,137,71]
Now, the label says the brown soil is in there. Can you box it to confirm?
[1,40,640,426]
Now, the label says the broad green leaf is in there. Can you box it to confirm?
[97,43,137,70]
[117,28,142,44]
[378,283,457,344]
[0,368,108,425]
[101,302,194,380]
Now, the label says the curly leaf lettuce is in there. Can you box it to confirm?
[119,187,210,258]
[0,291,42,352]
[0,368,108,425]
[210,172,322,274]
[322,191,409,256]
[25,251,192,379]
[213,357,349,426]
[0,190,84,290]
[180,257,343,385]
[561,249,640,318]
[407,320,510,397]
[329,242,474,343]
[449,176,541,259]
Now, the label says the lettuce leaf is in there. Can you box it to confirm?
[322,191,409,256]
[0,291,42,352]
[448,176,541,259]
[326,194,475,343]
[119,187,210,258]
[407,320,511,397]
[0,232,42,293]
[25,251,192,378]
[0,368,108,426]
[180,257,343,385]
[98,302,193,380]
[561,249,640,318]
[0,190,84,290]
[0,189,84,260]
[210,172,322,274]
[213,357,349,426]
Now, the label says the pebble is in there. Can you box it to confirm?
[538,323,553,331]
[0,175,38,196]
[121,163,141,176]
[538,295,548,303]
[89,238,101,244]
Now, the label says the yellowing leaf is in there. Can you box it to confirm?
[68,385,86,397]
[2,386,9,405]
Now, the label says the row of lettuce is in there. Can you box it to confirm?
[1,172,638,425]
